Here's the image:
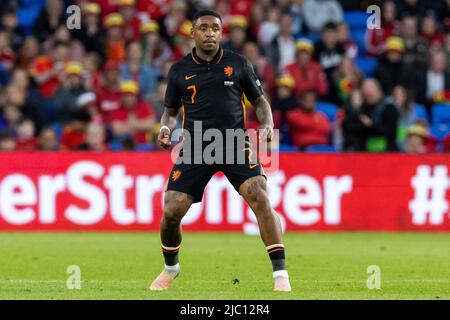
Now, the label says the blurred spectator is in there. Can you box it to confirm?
[83,52,103,90]
[332,57,364,105]
[272,74,298,121]
[405,124,428,153]
[38,126,59,151]
[78,123,107,151]
[396,0,428,19]
[315,22,345,74]
[72,2,106,59]
[17,36,39,69]
[222,15,248,54]
[286,90,332,150]
[172,20,195,60]
[148,79,168,120]
[140,21,173,69]
[0,132,15,151]
[445,33,450,73]
[97,60,122,121]
[400,15,429,69]
[420,13,444,49]
[54,61,88,123]
[33,0,66,42]
[104,13,126,62]
[341,89,366,151]
[118,0,141,41]
[5,69,46,134]
[337,22,358,59]
[288,0,305,35]
[392,85,420,150]
[258,7,280,46]
[158,0,188,46]
[0,0,18,13]
[120,41,160,98]
[374,37,414,95]
[303,0,343,33]
[29,41,69,99]
[43,25,85,61]
[60,109,92,150]
[0,6,22,49]
[0,30,15,85]
[248,1,264,41]
[365,1,399,57]
[284,39,328,97]
[314,22,345,102]
[109,80,156,145]
[76,92,103,124]
[440,0,450,25]
[243,41,276,95]
[265,12,296,72]
[15,117,37,151]
[1,102,22,133]
[415,49,450,105]
[392,85,419,128]
[360,79,399,152]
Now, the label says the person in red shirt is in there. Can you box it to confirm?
[420,14,444,49]
[286,90,332,150]
[15,117,38,151]
[28,41,69,98]
[97,60,122,121]
[109,80,156,145]
[60,109,92,150]
[283,39,328,97]
[117,0,141,41]
[137,0,171,20]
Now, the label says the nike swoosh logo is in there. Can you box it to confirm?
[185,74,197,80]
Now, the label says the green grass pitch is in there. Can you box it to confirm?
[0,232,449,300]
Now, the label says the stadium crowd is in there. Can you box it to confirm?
[1,0,450,153]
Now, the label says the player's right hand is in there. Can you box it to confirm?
[158,127,171,149]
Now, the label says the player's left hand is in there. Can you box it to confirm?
[259,125,273,143]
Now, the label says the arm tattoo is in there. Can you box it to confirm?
[252,95,274,127]
[160,107,179,132]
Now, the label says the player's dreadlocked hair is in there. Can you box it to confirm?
[192,9,222,23]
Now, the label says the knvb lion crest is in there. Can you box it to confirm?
[172,170,181,182]
[224,66,233,77]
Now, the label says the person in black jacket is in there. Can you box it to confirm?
[360,79,400,152]
[342,89,366,151]
[374,37,416,95]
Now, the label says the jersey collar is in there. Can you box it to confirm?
[191,46,224,65]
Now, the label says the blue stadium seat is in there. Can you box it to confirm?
[108,142,123,151]
[415,104,428,121]
[51,123,63,139]
[294,33,319,44]
[136,144,155,151]
[355,57,378,77]
[430,124,450,140]
[344,11,369,30]
[17,0,46,35]
[316,101,339,122]
[278,144,298,152]
[350,29,367,56]
[305,145,336,153]
[431,103,450,125]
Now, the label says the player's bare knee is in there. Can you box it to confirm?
[242,177,269,207]
[163,191,193,224]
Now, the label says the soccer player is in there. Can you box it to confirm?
[150,10,291,292]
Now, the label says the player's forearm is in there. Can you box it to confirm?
[160,107,179,132]
[252,96,274,128]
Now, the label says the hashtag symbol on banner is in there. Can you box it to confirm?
[409,165,450,225]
